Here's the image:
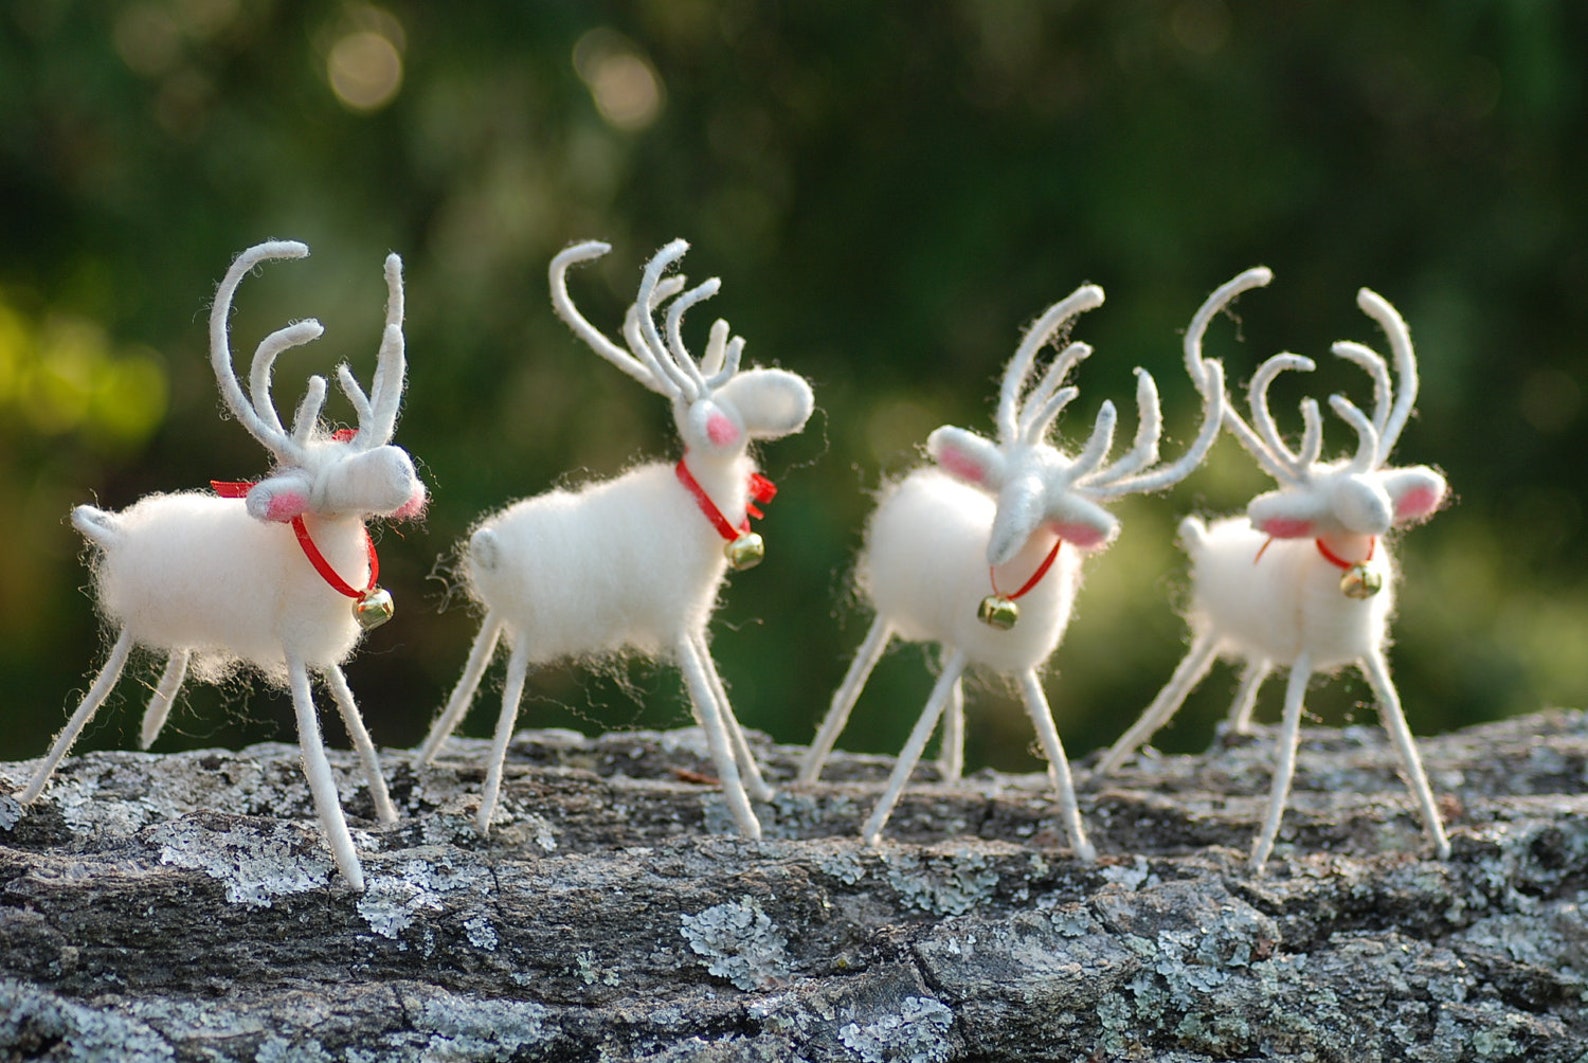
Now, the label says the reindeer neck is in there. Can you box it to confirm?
[1314,530,1376,565]
[679,449,755,510]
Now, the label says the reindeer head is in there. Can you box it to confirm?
[1198,273,1447,541]
[210,241,426,525]
[550,240,814,456]
[926,283,1227,567]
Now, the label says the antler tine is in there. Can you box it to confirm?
[1186,267,1277,464]
[1082,368,1162,487]
[248,320,325,442]
[1018,342,1092,441]
[633,240,701,400]
[1329,393,1380,473]
[664,276,722,394]
[1249,352,1317,484]
[998,284,1105,446]
[358,252,408,448]
[551,240,672,396]
[1067,399,1119,480]
[1295,396,1324,468]
[1083,358,1227,499]
[700,319,730,377]
[1330,340,1391,444]
[291,375,328,448]
[337,363,376,431]
[210,240,312,462]
[1019,384,1081,445]
[708,334,746,391]
[1355,288,1417,463]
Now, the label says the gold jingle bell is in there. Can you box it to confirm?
[355,586,396,630]
[725,532,765,571]
[977,594,1020,631]
[1339,563,1383,600]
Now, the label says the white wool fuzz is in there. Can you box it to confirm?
[90,492,371,678]
[860,469,1083,676]
[1183,516,1397,672]
[466,454,755,664]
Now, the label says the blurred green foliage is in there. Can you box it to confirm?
[1,1,1584,774]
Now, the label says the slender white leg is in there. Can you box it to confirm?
[1017,671,1095,863]
[1250,653,1312,874]
[287,654,364,892]
[691,631,774,803]
[478,633,532,836]
[140,649,190,750]
[418,613,503,764]
[678,635,762,840]
[1098,630,1219,774]
[21,629,135,804]
[861,648,968,846]
[797,616,892,785]
[324,665,398,825]
[937,676,965,782]
[1226,659,1272,735]
[1361,650,1451,859]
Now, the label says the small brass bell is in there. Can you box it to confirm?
[725,532,765,571]
[1339,563,1383,600]
[977,594,1019,630]
[354,586,396,630]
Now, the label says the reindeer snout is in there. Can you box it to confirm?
[319,445,422,517]
[1333,477,1393,535]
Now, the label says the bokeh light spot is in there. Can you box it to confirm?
[329,29,403,113]
[573,29,664,132]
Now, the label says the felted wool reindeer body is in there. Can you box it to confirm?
[797,281,1230,858]
[417,239,814,839]
[20,240,427,892]
[1097,268,1451,873]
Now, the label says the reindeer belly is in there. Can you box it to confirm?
[1187,517,1394,669]
[862,470,1075,674]
[93,493,364,676]
[467,465,726,664]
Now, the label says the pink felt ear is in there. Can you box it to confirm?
[1053,521,1110,550]
[1394,487,1439,522]
[927,427,1003,488]
[1256,516,1315,539]
[706,411,740,447]
[1383,466,1448,526]
[250,486,309,523]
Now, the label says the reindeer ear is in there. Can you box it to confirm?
[1049,494,1119,551]
[716,368,814,440]
[1384,465,1448,525]
[245,473,313,523]
[1247,489,1329,539]
[927,426,1005,488]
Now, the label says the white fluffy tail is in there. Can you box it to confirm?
[71,505,120,548]
[1177,515,1208,556]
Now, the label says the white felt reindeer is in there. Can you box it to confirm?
[417,239,814,839]
[19,240,427,892]
[797,281,1229,858]
[1096,268,1451,873]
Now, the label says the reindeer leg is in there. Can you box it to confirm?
[1017,671,1096,863]
[418,612,503,765]
[861,648,968,846]
[1226,658,1273,735]
[286,654,364,892]
[937,673,966,782]
[1098,630,1218,774]
[324,665,397,825]
[478,632,532,836]
[1250,653,1312,874]
[797,616,892,785]
[690,631,774,803]
[677,635,762,840]
[21,629,135,804]
[1361,650,1451,859]
[139,649,190,750]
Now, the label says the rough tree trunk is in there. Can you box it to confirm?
[2,708,1586,1061]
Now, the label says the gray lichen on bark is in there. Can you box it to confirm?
[2,710,1586,1061]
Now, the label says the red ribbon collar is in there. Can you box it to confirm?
[210,482,378,602]
[989,537,1064,603]
[674,458,777,543]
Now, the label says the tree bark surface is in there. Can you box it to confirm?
[2,709,1586,1061]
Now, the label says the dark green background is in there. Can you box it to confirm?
[2,2,1583,774]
